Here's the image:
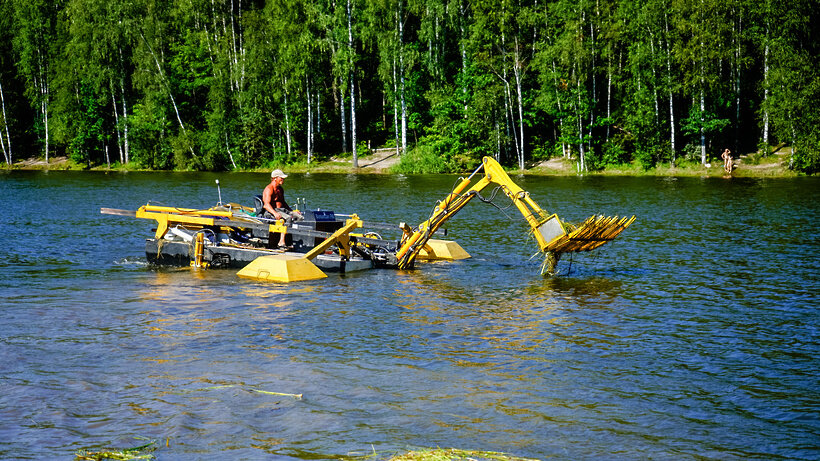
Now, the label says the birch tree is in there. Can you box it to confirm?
[0,0,13,165]
[347,0,359,168]
[0,79,11,165]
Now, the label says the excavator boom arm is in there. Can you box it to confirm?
[396,156,634,272]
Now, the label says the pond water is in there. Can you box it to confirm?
[1,170,818,459]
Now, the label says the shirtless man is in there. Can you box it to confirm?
[262,169,303,248]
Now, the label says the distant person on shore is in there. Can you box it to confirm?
[721,149,733,173]
[262,169,303,248]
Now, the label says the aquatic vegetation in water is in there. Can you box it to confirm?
[75,439,156,460]
[196,384,303,399]
[387,448,539,461]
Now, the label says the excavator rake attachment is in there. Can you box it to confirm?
[544,215,635,253]
[537,214,635,276]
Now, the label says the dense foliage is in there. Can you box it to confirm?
[0,0,817,173]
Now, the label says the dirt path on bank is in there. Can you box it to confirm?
[13,156,69,168]
[733,147,791,173]
[357,148,401,171]
[532,157,573,173]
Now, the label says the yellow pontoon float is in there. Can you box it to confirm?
[102,157,634,282]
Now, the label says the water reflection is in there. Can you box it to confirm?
[532,275,623,299]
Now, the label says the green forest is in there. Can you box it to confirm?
[0,0,817,173]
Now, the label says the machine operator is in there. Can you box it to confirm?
[262,169,303,248]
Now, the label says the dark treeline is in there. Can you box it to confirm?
[0,0,817,173]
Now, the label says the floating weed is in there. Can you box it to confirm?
[247,387,303,399]
[196,384,303,400]
[75,439,156,460]
[387,448,540,461]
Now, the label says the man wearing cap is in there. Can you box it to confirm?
[262,169,302,248]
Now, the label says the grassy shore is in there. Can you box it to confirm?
[4,147,800,178]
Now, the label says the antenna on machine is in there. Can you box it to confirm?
[215,179,223,205]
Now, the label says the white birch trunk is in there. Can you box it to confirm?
[503,86,512,159]
[347,0,358,168]
[350,75,357,168]
[400,62,407,155]
[398,0,407,154]
[668,91,675,164]
[43,95,49,163]
[665,15,676,163]
[284,81,292,157]
[734,11,742,151]
[0,79,11,165]
[225,132,237,169]
[0,118,7,165]
[0,113,7,165]
[699,0,706,165]
[577,83,585,172]
[551,61,567,159]
[504,79,520,164]
[459,0,468,112]
[606,63,611,142]
[235,0,246,93]
[393,59,400,157]
[495,120,501,161]
[340,79,347,153]
[589,21,596,152]
[110,80,124,164]
[147,42,185,133]
[592,0,600,150]
[210,0,218,41]
[789,123,796,168]
[700,88,706,165]
[307,82,313,164]
[762,23,769,146]
[36,46,50,163]
[435,14,441,80]
[229,0,239,92]
[119,49,130,164]
[513,41,525,170]
[121,80,130,164]
[501,30,521,163]
[649,31,659,121]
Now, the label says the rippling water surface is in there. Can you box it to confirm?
[1,171,818,459]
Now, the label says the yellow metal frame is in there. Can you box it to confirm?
[135,204,288,240]
[303,215,362,261]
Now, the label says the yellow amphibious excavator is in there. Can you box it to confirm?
[102,157,634,282]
